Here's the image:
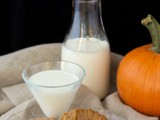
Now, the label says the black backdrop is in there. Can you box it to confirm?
[0,0,160,55]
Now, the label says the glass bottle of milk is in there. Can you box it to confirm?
[61,0,110,99]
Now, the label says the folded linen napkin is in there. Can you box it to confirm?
[0,43,158,120]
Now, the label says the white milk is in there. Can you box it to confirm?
[28,70,80,119]
[61,38,110,99]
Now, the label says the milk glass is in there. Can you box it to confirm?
[61,0,110,99]
[22,61,85,119]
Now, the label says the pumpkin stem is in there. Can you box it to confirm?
[141,14,160,53]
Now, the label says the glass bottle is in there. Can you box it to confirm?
[61,0,110,99]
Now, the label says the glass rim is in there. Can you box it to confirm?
[22,60,85,88]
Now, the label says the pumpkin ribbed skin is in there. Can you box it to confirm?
[117,44,160,116]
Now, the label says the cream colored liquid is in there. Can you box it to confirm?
[29,70,79,119]
[61,38,110,99]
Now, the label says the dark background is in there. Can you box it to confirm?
[0,0,160,56]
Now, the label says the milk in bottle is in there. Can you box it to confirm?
[61,0,110,99]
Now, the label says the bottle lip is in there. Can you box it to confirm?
[76,0,99,3]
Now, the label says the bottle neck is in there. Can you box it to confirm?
[68,0,106,39]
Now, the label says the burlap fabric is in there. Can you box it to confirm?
[0,43,158,120]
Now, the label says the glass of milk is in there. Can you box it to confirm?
[22,61,85,119]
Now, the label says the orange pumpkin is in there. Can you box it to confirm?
[117,14,160,116]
